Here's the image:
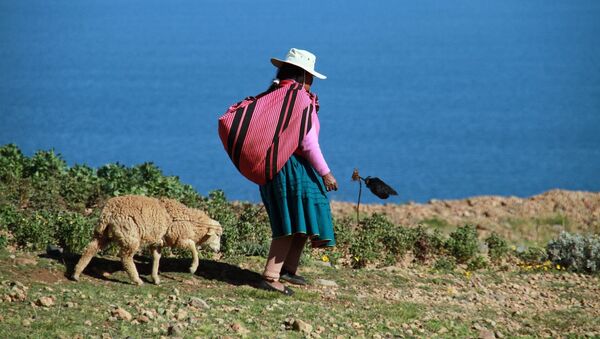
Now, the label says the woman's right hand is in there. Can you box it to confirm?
[322,172,338,192]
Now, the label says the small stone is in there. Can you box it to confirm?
[137,315,150,323]
[84,320,92,326]
[231,322,250,335]
[22,319,31,327]
[292,319,313,334]
[175,309,188,321]
[438,327,448,334]
[173,288,180,296]
[168,324,184,336]
[479,329,496,339]
[111,307,133,321]
[37,296,54,307]
[189,297,210,309]
[64,302,75,308]
[315,279,338,287]
[14,257,38,266]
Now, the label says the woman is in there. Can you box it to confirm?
[258,48,338,295]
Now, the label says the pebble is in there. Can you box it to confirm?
[292,319,313,334]
[315,279,338,287]
[479,329,496,339]
[189,297,210,309]
[111,307,133,321]
[230,322,250,335]
[168,323,184,336]
[84,320,92,326]
[36,296,55,307]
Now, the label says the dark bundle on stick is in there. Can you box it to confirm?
[352,168,398,224]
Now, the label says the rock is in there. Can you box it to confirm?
[137,315,150,324]
[22,319,31,327]
[438,327,448,334]
[175,309,188,321]
[168,324,184,336]
[64,302,76,308]
[14,257,37,266]
[231,322,250,335]
[292,319,313,334]
[111,307,133,321]
[36,296,54,307]
[479,329,496,339]
[189,297,210,309]
[84,320,92,326]
[315,279,338,287]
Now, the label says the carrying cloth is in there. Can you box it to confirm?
[218,81,318,185]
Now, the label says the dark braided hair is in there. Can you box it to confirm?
[266,63,310,92]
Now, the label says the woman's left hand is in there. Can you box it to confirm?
[322,172,338,192]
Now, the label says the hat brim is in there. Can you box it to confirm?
[270,58,327,80]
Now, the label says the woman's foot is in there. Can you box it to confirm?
[279,269,308,285]
[257,279,294,296]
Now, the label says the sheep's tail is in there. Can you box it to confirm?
[93,210,112,238]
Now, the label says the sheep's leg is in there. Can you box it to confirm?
[182,239,199,274]
[150,245,162,285]
[120,243,143,285]
[72,237,107,281]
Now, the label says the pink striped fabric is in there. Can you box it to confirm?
[218,81,317,185]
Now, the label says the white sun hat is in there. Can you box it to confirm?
[270,48,327,80]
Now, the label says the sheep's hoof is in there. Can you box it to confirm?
[132,279,144,286]
[71,274,80,282]
[189,266,198,274]
[152,276,161,285]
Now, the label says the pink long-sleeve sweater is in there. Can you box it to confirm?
[295,111,330,176]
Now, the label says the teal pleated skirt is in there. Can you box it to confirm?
[259,155,336,248]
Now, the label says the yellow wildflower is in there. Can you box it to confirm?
[322,255,330,262]
[556,264,561,270]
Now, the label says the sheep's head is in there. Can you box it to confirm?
[197,220,222,253]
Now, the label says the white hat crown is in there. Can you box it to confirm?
[271,48,327,80]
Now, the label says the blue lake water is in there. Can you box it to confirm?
[1,0,599,203]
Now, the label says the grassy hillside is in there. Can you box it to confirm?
[1,144,599,337]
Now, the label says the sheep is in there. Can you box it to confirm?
[71,195,222,285]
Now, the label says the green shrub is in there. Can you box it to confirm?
[517,246,547,264]
[485,232,509,263]
[445,225,479,263]
[411,226,445,262]
[547,231,600,273]
[10,211,57,250]
[0,144,26,182]
[467,255,488,271]
[433,256,456,272]
[54,211,96,254]
[61,165,104,210]
[349,214,394,268]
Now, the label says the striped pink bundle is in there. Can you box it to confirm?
[218,82,316,185]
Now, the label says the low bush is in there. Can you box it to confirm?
[547,231,600,273]
[433,256,456,272]
[445,225,479,264]
[517,246,547,264]
[485,232,509,263]
[467,255,488,271]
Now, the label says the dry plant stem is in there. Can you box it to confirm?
[356,179,362,225]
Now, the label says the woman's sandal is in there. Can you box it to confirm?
[279,269,308,285]
[257,280,294,296]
